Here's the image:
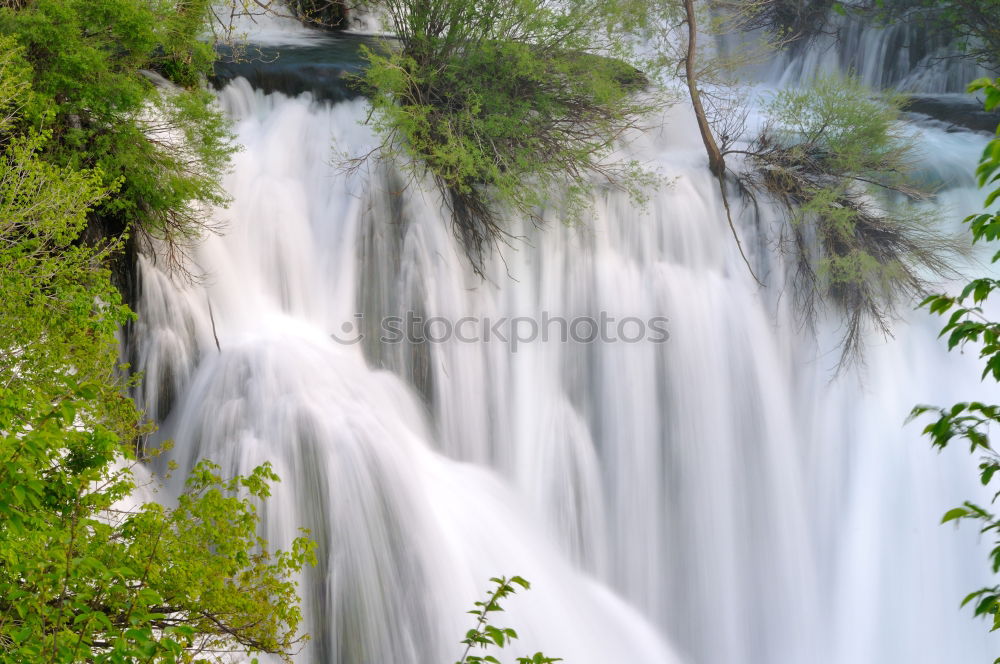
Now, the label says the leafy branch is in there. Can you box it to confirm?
[909,77,1000,637]
[457,576,560,664]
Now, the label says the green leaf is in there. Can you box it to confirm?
[962,588,990,608]
[942,507,970,524]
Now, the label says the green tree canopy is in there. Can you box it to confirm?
[0,0,236,274]
[0,14,315,664]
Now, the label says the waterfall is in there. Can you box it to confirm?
[766,12,992,94]
[133,22,1000,664]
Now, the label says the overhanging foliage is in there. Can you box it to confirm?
[735,76,967,365]
[359,0,658,273]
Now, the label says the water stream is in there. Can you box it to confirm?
[133,17,1000,664]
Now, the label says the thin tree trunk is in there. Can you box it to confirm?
[682,0,761,285]
[683,0,725,176]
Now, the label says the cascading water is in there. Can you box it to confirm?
[766,12,991,94]
[133,15,1000,664]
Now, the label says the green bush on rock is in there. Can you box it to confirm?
[359,0,657,273]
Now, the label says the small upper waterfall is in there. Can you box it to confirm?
[766,12,992,94]
[132,13,1000,664]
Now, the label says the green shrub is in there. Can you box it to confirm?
[360,0,656,273]
[739,76,967,364]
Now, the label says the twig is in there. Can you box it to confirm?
[207,296,221,352]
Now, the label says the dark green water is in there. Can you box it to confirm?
[213,33,390,102]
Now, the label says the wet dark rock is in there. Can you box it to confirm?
[903,94,1000,133]
[212,34,388,103]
